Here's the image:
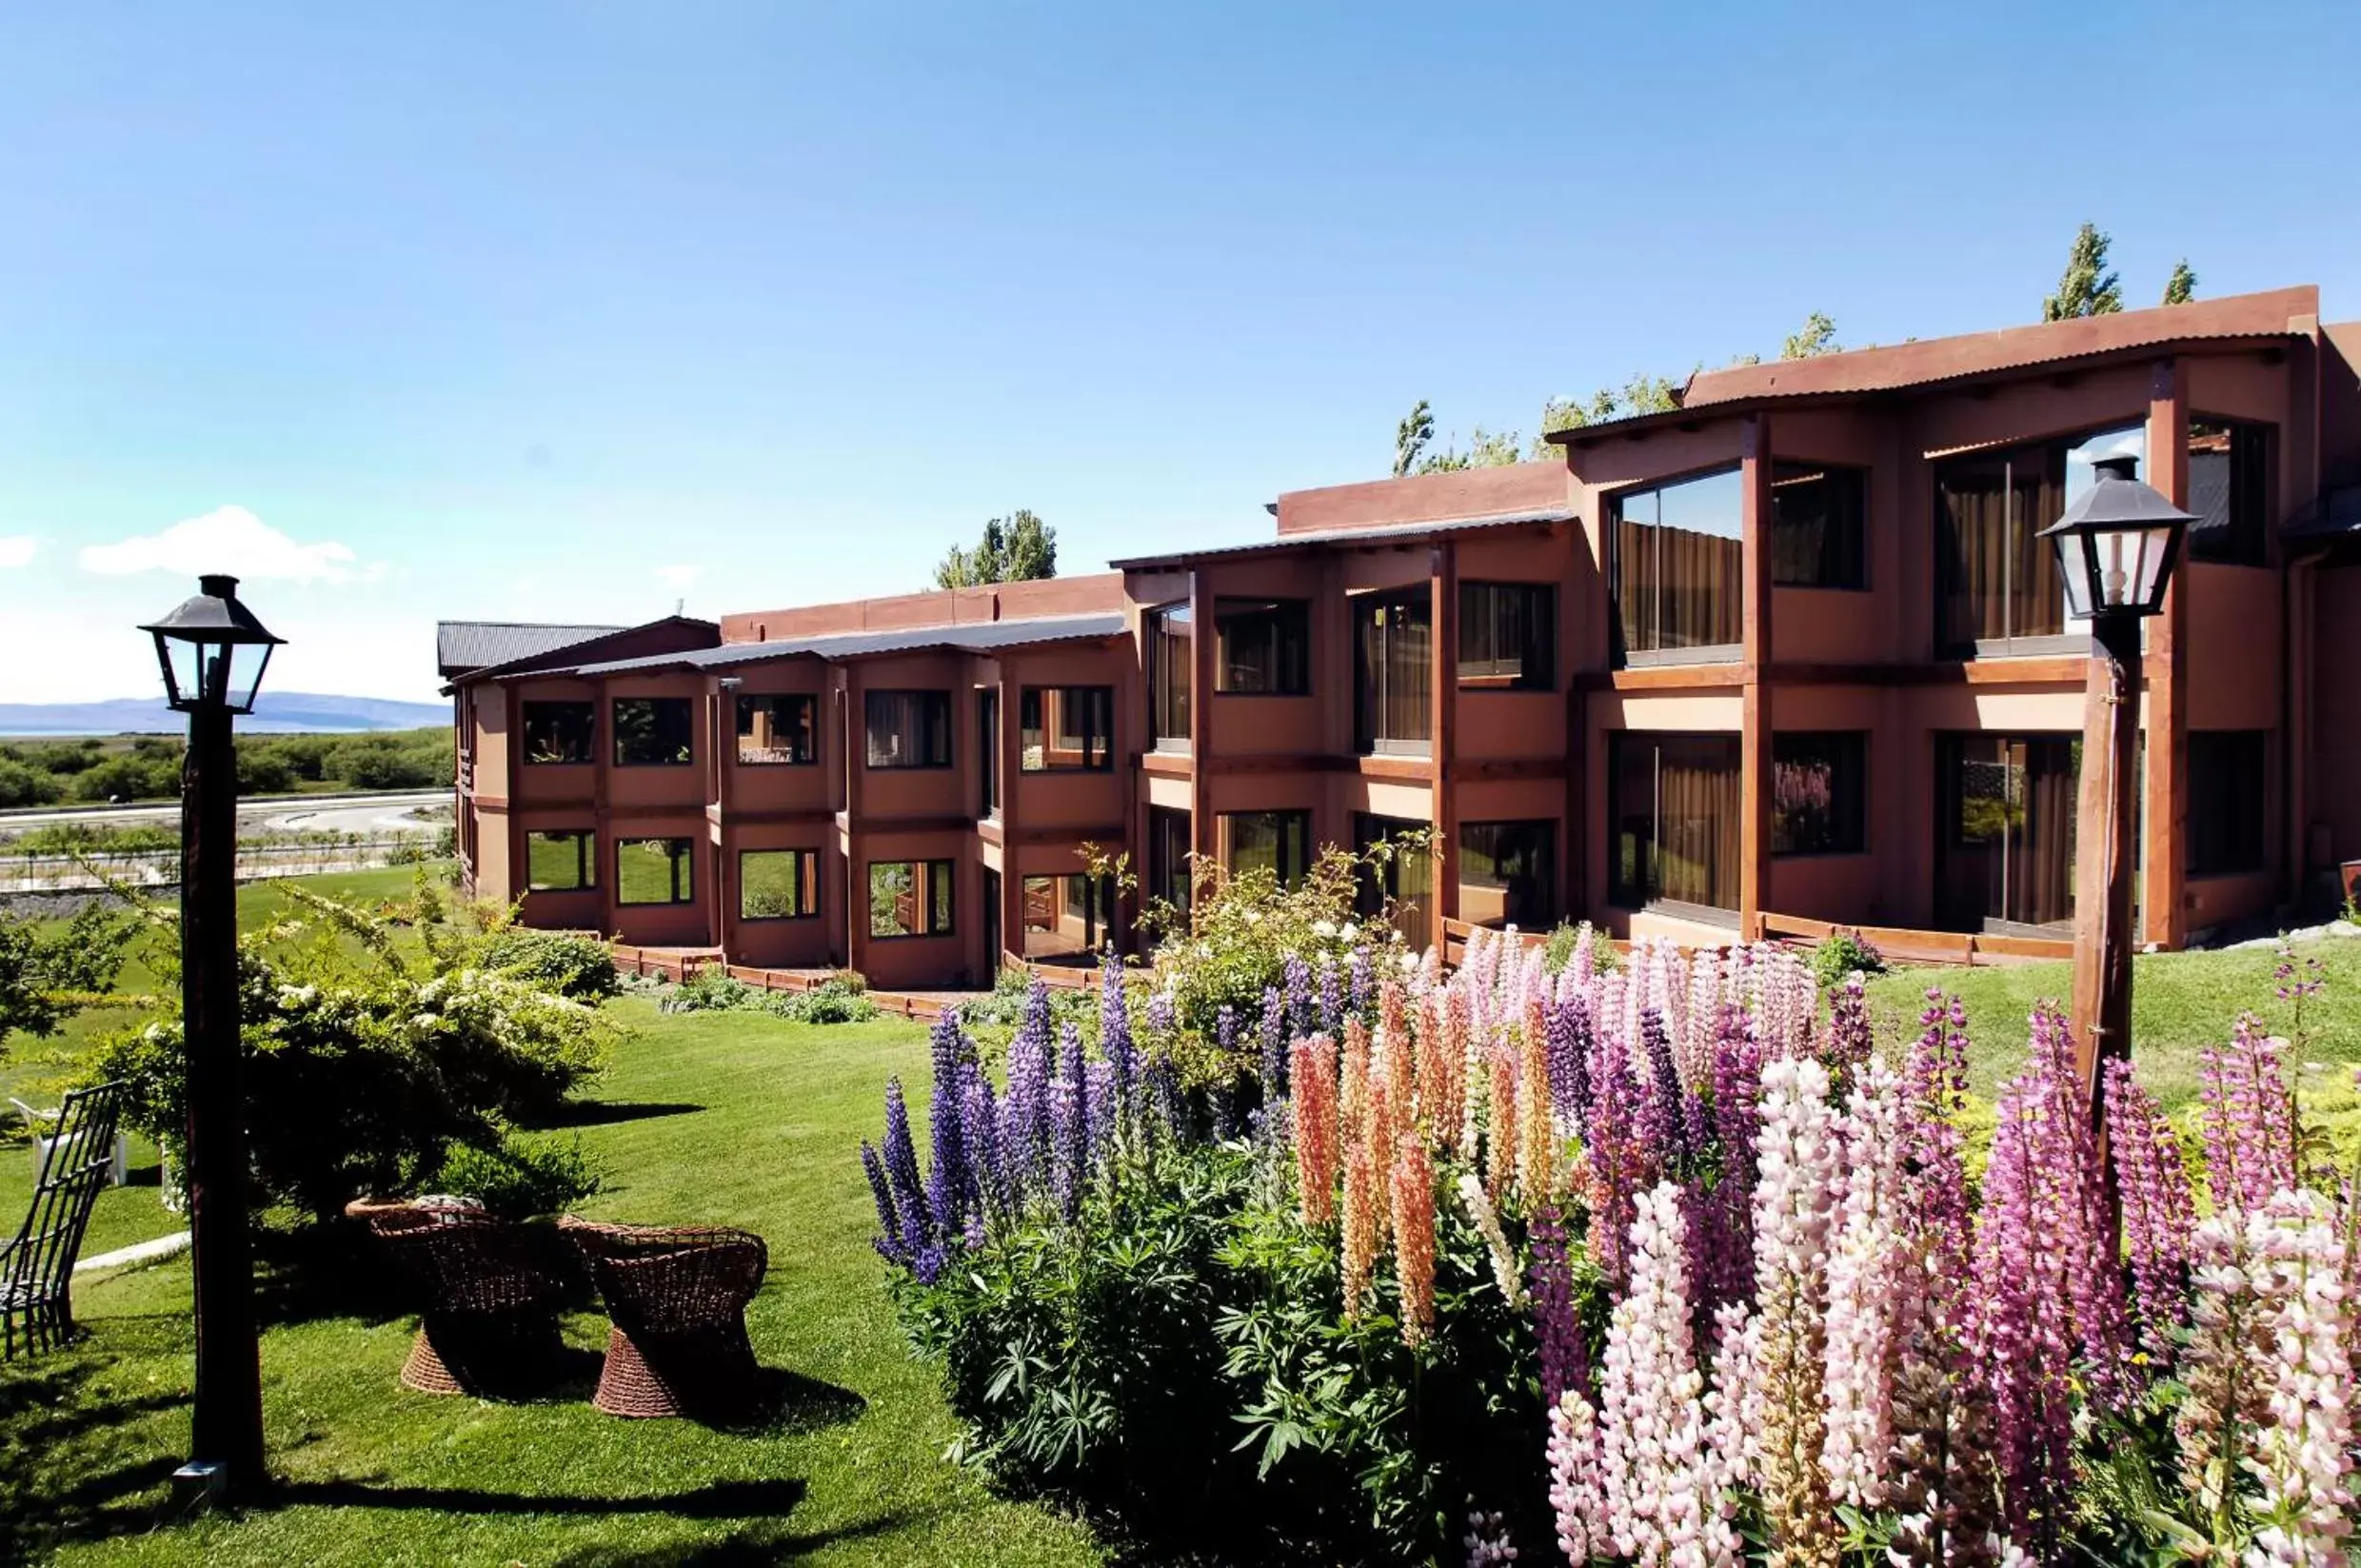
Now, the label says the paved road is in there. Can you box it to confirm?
[0,788,447,837]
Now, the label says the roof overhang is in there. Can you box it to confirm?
[1110,507,1576,571]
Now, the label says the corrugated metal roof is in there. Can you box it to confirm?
[562,611,1132,677]
[1107,507,1577,570]
[436,621,625,674]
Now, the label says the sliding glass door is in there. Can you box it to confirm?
[1354,590,1432,754]
[1608,732,1743,915]
[1934,734,2079,932]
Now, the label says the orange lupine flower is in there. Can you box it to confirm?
[1291,1035,1339,1227]
[1391,1130,1438,1348]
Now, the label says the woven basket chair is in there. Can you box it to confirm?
[345,1198,568,1398]
[560,1217,767,1419]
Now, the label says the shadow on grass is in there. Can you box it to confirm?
[263,1474,808,1519]
[252,1221,599,1330]
[0,1455,186,1560]
[526,1100,705,1130]
[546,1508,928,1566]
[697,1366,866,1436]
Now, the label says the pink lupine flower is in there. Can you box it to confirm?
[1821,1058,1907,1510]
[2196,1011,2298,1216]
[1548,1385,1608,1564]
[2101,1056,2193,1367]
[1458,1170,1525,1308]
[1751,1055,1841,1561]
[1341,1133,1379,1316]
[2243,1187,2355,1567]
[1292,1035,1339,1228]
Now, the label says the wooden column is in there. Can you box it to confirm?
[1739,414,1775,940]
[592,684,617,938]
[2071,613,2144,1110]
[841,669,863,975]
[998,672,1024,972]
[2142,357,2191,948]
[1187,569,1216,889]
[1565,685,1586,923]
[1429,541,1459,951]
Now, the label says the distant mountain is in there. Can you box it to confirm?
[0,692,449,736]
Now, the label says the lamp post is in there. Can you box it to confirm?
[139,573,283,1499]
[2038,456,2194,1115]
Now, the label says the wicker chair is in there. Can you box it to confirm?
[345,1198,568,1397]
[560,1217,767,1419]
[2,1082,127,1360]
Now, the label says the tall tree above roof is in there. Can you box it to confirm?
[2161,259,2198,306]
[2043,222,2125,321]
[933,509,1057,588]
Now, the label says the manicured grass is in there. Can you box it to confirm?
[615,838,695,908]
[1861,935,2361,1107]
[0,999,1104,1567]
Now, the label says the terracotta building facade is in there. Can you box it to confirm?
[441,286,2361,984]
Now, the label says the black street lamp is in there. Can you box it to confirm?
[139,573,282,1499]
[2038,457,2195,1112]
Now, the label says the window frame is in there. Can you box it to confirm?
[1457,819,1560,931]
[1222,808,1314,888]
[1457,580,1557,691]
[1019,685,1115,772]
[2185,416,2273,569]
[615,836,697,906]
[1769,461,1870,591]
[1609,464,1746,667]
[863,688,954,770]
[611,696,696,767]
[868,858,957,939]
[1770,731,1869,857]
[1352,587,1433,755]
[733,692,820,766]
[1147,805,1192,914]
[978,686,1001,817]
[738,846,821,921]
[1146,603,1193,747]
[525,829,597,892]
[521,700,597,766]
[1606,731,1744,920]
[1214,596,1312,696]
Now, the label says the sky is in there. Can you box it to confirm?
[2,2,2355,705]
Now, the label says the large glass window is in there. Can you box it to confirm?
[1458,582,1555,690]
[1771,462,1868,589]
[613,698,694,766]
[2188,419,2272,567]
[1936,426,2141,653]
[1353,590,1432,753]
[522,701,595,764]
[1458,820,1557,929]
[1772,732,1868,856]
[864,689,952,769]
[1148,806,1192,915]
[1353,814,1433,947]
[617,837,696,905]
[1147,604,1192,744]
[1216,598,1311,694]
[870,859,955,938]
[1021,873,1115,958]
[735,693,818,765]
[2189,730,2267,875]
[1020,687,1114,771]
[1609,733,1743,913]
[740,848,819,920]
[1613,468,1743,660]
[978,688,1000,816]
[1935,735,2078,932]
[526,830,595,891]
[1224,809,1313,887]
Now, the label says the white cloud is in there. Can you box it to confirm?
[654,564,704,592]
[77,506,377,585]
[0,536,34,567]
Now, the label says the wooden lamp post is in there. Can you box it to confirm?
[140,573,283,1500]
[2039,457,2194,1112]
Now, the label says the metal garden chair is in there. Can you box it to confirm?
[1,1080,129,1360]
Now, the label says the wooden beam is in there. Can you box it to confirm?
[2072,614,2144,1106]
[1430,541,1459,952]
[1187,570,1215,885]
[1739,413,1774,940]
[2143,356,2191,948]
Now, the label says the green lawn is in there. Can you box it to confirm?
[1862,934,2361,1107]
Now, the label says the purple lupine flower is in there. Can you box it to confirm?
[1824,970,1874,1082]
[2102,1056,2192,1368]
[1283,953,1315,1038]
[1316,955,1342,1035]
[961,1068,1008,1228]
[1698,1015,1762,1319]
[1528,1203,1588,1405]
[911,1241,947,1286]
[1084,1060,1118,1172]
[924,1011,973,1238]
[1060,1021,1090,1148]
[1585,1034,1644,1285]
[1049,1071,1084,1222]
[880,1078,932,1261]
[1546,995,1592,1133]
[1259,985,1288,1101]
[1210,1004,1243,1140]
[1637,1007,1690,1173]
[1002,1020,1053,1202]
[1143,1048,1184,1141]
[861,1141,905,1264]
[1100,953,1137,1114]
[1347,945,1373,1020]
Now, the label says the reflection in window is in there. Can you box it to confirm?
[522,701,596,764]
[736,693,818,765]
[1609,733,1742,912]
[2189,731,2267,875]
[1224,809,1312,887]
[526,830,595,891]
[2187,419,2272,567]
[1771,463,1868,589]
[1354,590,1431,753]
[1021,872,1115,958]
[1771,732,1867,855]
[1148,806,1192,915]
[1937,426,2140,651]
[613,698,695,765]
[1458,582,1555,689]
[870,859,955,938]
[865,690,952,768]
[1614,468,1743,659]
[1353,813,1432,947]
[1147,604,1192,744]
[617,837,696,905]
[1216,598,1311,694]
[1935,734,2078,932]
[978,688,1000,815]
[1020,687,1113,771]
[1458,820,1557,929]
[740,848,819,919]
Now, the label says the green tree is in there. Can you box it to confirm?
[2043,223,2124,321]
[0,904,135,1049]
[0,756,63,807]
[2162,259,2198,306]
[1781,310,1840,359]
[1393,400,1435,478]
[934,509,1058,589]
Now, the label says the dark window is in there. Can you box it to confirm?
[735,693,817,765]
[1459,820,1558,929]
[1609,733,1743,913]
[1934,734,2079,932]
[1020,686,1114,771]
[1771,463,1868,589]
[1147,604,1192,744]
[1353,590,1432,753]
[1936,426,2139,653]
[522,701,595,764]
[864,689,952,769]
[2189,731,2267,875]
[1458,582,1555,689]
[1148,805,1192,914]
[2187,419,2272,567]
[1216,598,1311,694]
[613,698,694,765]
[1613,468,1743,660]
[526,830,595,891]
[617,837,695,905]
[1772,732,1868,855]
[870,859,955,938]
[1353,814,1434,948]
[1021,873,1115,957]
[740,848,819,920]
[1225,809,1313,887]
[979,688,1000,816]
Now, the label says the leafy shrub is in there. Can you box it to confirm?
[1810,926,1887,987]
[765,978,879,1024]
[1539,920,1616,976]
[658,967,760,1015]
[437,1130,604,1218]
[475,926,619,1000]
[0,903,136,1048]
[0,757,63,808]
[69,753,180,803]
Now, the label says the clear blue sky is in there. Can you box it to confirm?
[3,1,2354,703]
